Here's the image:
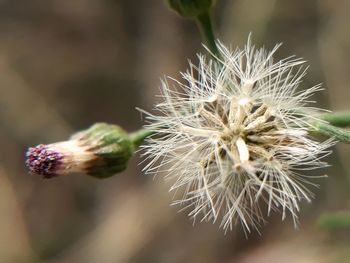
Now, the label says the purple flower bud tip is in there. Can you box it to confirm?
[26,144,64,178]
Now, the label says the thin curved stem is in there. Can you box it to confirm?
[195,12,220,58]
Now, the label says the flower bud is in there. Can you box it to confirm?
[26,123,135,179]
[166,0,214,18]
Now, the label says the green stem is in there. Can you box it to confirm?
[322,112,350,128]
[129,129,155,148]
[195,12,220,58]
[311,121,350,143]
[318,213,350,230]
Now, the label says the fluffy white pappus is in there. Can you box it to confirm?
[140,38,334,233]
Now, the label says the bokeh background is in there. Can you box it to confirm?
[0,0,350,262]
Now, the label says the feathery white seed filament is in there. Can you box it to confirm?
[141,38,334,233]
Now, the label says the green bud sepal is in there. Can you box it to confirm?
[71,123,135,178]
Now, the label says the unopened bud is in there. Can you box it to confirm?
[166,0,214,18]
[26,123,136,179]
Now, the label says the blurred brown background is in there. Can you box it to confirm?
[0,0,350,262]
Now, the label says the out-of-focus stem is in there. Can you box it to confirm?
[318,213,350,230]
[322,112,350,128]
[195,12,220,58]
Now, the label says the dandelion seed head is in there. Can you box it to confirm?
[141,38,333,232]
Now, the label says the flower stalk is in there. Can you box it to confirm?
[318,213,350,230]
[195,11,220,57]
[321,112,350,128]
[166,0,220,58]
[129,129,155,148]
[311,121,350,144]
